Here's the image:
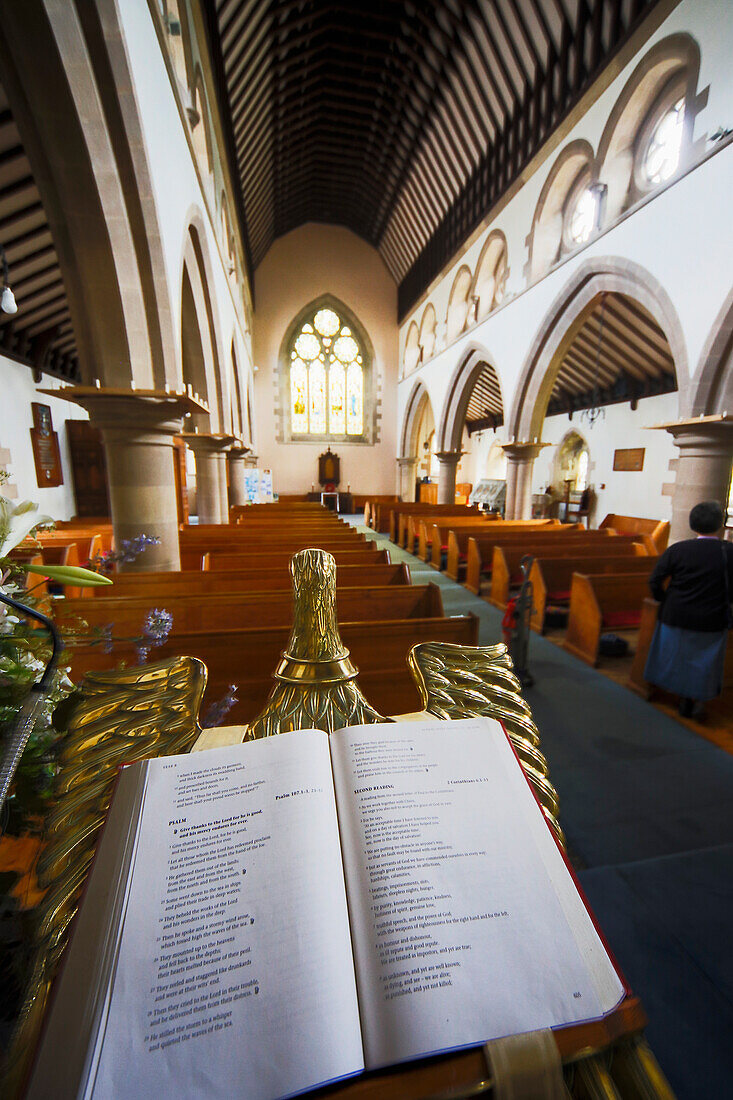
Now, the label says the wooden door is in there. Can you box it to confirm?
[65,420,109,517]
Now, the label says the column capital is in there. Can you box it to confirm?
[435,450,463,465]
[396,455,417,468]
[180,432,237,454]
[648,414,733,449]
[38,386,207,436]
[500,440,550,462]
[228,444,251,459]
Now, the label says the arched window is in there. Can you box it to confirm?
[639,95,685,186]
[286,303,370,442]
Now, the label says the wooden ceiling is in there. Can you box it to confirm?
[209,0,661,315]
[547,291,676,416]
[0,80,80,383]
[465,362,504,433]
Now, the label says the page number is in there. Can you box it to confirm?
[573,992,582,999]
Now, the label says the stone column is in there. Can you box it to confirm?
[182,434,235,524]
[396,456,417,502]
[227,446,250,507]
[501,442,550,519]
[654,416,733,542]
[435,451,462,504]
[244,453,258,468]
[38,387,203,571]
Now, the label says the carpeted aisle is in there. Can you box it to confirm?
[347,518,733,1098]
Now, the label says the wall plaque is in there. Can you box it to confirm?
[30,402,63,487]
[613,447,645,472]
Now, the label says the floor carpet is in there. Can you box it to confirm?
[347,519,733,1098]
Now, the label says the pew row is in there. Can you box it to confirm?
[529,556,655,633]
[89,562,411,599]
[445,523,575,581]
[57,584,445,636]
[68,614,479,723]
[599,514,670,553]
[562,573,652,666]
[464,530,648,596]
[427,519,567,569]
[363,495,400,527]
[181,547,390,571]
[489,541,650,611]
[396,505,483,547]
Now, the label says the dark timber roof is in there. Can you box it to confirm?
[209,0,661,316]
[0,80,79,383]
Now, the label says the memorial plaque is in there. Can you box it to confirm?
[613,447,645,472]
[30,402,63,487]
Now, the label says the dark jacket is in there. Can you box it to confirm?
[649,537,733,632]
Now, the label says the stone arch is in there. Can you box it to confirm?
[190,66,214,178]
[0,2,163,387]
[418,302,437,360]
[231,337,245,435]
[438,343,503,454]
[403,320,420,377]
[597,33,706,222]
[400,378,435,460]
[160,0,195,91]
[471,230,508,321]
[525,140,594,282]
[446,266,472,342]
[691,288,733,417]
[510,258,689,441]
[180,215,226,431]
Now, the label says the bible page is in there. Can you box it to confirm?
[330,718,625,1069]
[74,730,362,1100]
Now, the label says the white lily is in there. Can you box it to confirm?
[0,497,54,557]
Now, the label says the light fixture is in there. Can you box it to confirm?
[582,293,607,428]
[0,245,17,314]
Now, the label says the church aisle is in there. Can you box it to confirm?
[346,516,733,1099]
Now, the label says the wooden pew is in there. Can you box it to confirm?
[445,523,573,581]
[179,532,365,557]
[393,504,482,546]
[362,495,400,527]
[463,529,643,596]
[230,503,326,518]
[599,514,670,553]
[16,539,90,598]
[58,584,446,636]
[6,549,48,598]
[428,518,564,569]
[563,572,652,666]
[54,521,114,554]
[183,547,391,571]
[91,562,411,599]
[530,556,655,633]
[489,540,649,611]
[67,614,479,723]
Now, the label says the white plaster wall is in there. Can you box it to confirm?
[116,0,253,431]
[531,392,679,526]
[0,358,89,518]
[253,225,399,495]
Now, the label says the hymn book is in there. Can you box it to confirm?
[28,718,626,1100]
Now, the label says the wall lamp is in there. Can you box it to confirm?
[1,245,17,314]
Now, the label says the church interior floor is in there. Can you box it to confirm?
[346,518,733,1099]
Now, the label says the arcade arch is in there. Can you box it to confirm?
[398,380,436,501]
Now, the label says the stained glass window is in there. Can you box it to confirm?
[568,187,596,245]
[288,305,367,438]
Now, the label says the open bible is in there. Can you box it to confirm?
[28,718,625,1099]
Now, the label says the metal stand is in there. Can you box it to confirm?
[504,555,535,688]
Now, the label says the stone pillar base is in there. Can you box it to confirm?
[397,456,418,502]
[228,446,251,507]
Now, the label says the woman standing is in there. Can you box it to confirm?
[644,501,733,718]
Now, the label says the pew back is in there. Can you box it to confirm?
[563,572,651,666]
[183,547,390,571]
[530,556,654,632]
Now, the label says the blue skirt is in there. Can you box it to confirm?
[644,622,728,701]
